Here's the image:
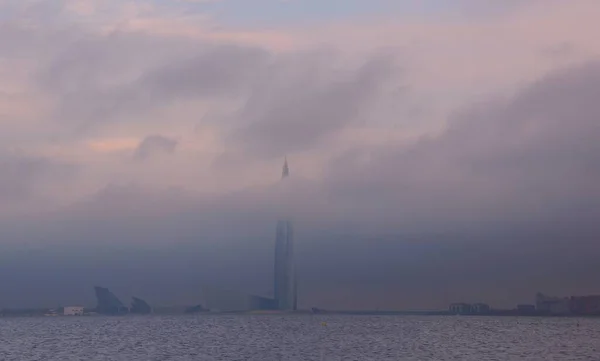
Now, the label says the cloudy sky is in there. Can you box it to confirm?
[0,0,600,310]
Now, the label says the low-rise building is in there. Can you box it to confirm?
[449,303,491,315]
[570,295,600,315]
[535,293,570,315]
[471,303,491,314]
[202,286,277,312]
[449,303,472,315]
[63,306,84,316]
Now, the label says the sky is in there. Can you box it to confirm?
[1,0,600,310]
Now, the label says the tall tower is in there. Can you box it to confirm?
[282,156,290,179]
[274,157,296,310]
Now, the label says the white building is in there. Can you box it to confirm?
[63,306,84,316]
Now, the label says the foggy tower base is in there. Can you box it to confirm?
[273,158,297,311]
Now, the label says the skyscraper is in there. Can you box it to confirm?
[274,158,297,310]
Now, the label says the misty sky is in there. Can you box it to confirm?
[1,0,600,310]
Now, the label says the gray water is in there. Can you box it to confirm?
[0,315,598,360]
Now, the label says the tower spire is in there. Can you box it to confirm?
[282,157,289,179]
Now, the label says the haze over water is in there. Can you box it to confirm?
[1,0,600,311]
[1,315,598,361]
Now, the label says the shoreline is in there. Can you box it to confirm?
[2,310,600,318]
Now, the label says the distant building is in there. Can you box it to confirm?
[570,295,600,315]
[64,306,84,316]
[94,286,129,315]
[471,303,491,314]
[449,303,490,315]
[274,220,295,310]
[130,297,152,314]
[202,286,276,312]
[44,309,59,317]
[535,293,570,315]
[273,158,297,311]
[449,303,472,315]
[194,159,297,313]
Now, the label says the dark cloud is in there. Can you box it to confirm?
[0,154,76,203]
[228,53,397,158]
[139,45,269,100]
[40,31,398,156]
[39,31,270,130]
[324,62,600,234]
[542,42,576,59]
[0,20,80,66]
[134,135,179,160]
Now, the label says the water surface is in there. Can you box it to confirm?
[0,315,598,360]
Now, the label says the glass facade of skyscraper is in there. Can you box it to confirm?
[274,220,296,310]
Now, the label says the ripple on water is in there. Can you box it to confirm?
[0,315,598,360]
